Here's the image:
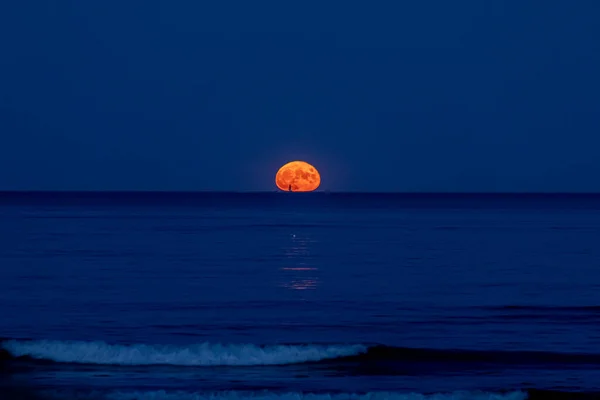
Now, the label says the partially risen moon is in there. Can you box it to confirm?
[275,161,321,192]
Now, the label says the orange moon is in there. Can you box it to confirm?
[275,161,321,192]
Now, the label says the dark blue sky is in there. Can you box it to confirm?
[1,1,599,191]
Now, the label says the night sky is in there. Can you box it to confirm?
[1,1,599,192]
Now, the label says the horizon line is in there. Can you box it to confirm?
[1,190,600,195]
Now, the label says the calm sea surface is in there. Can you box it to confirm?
[2,193,600,400]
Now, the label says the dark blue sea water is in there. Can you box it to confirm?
[2,192,600,400]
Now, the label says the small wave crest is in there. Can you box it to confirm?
[0,340,366,366]
[4,339,600,369]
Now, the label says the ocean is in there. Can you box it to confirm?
[1,192,600,400]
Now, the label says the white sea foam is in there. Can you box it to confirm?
[1,340,366,366]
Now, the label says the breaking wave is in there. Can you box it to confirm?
[3,338,600,368]
[0,339,365,366]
